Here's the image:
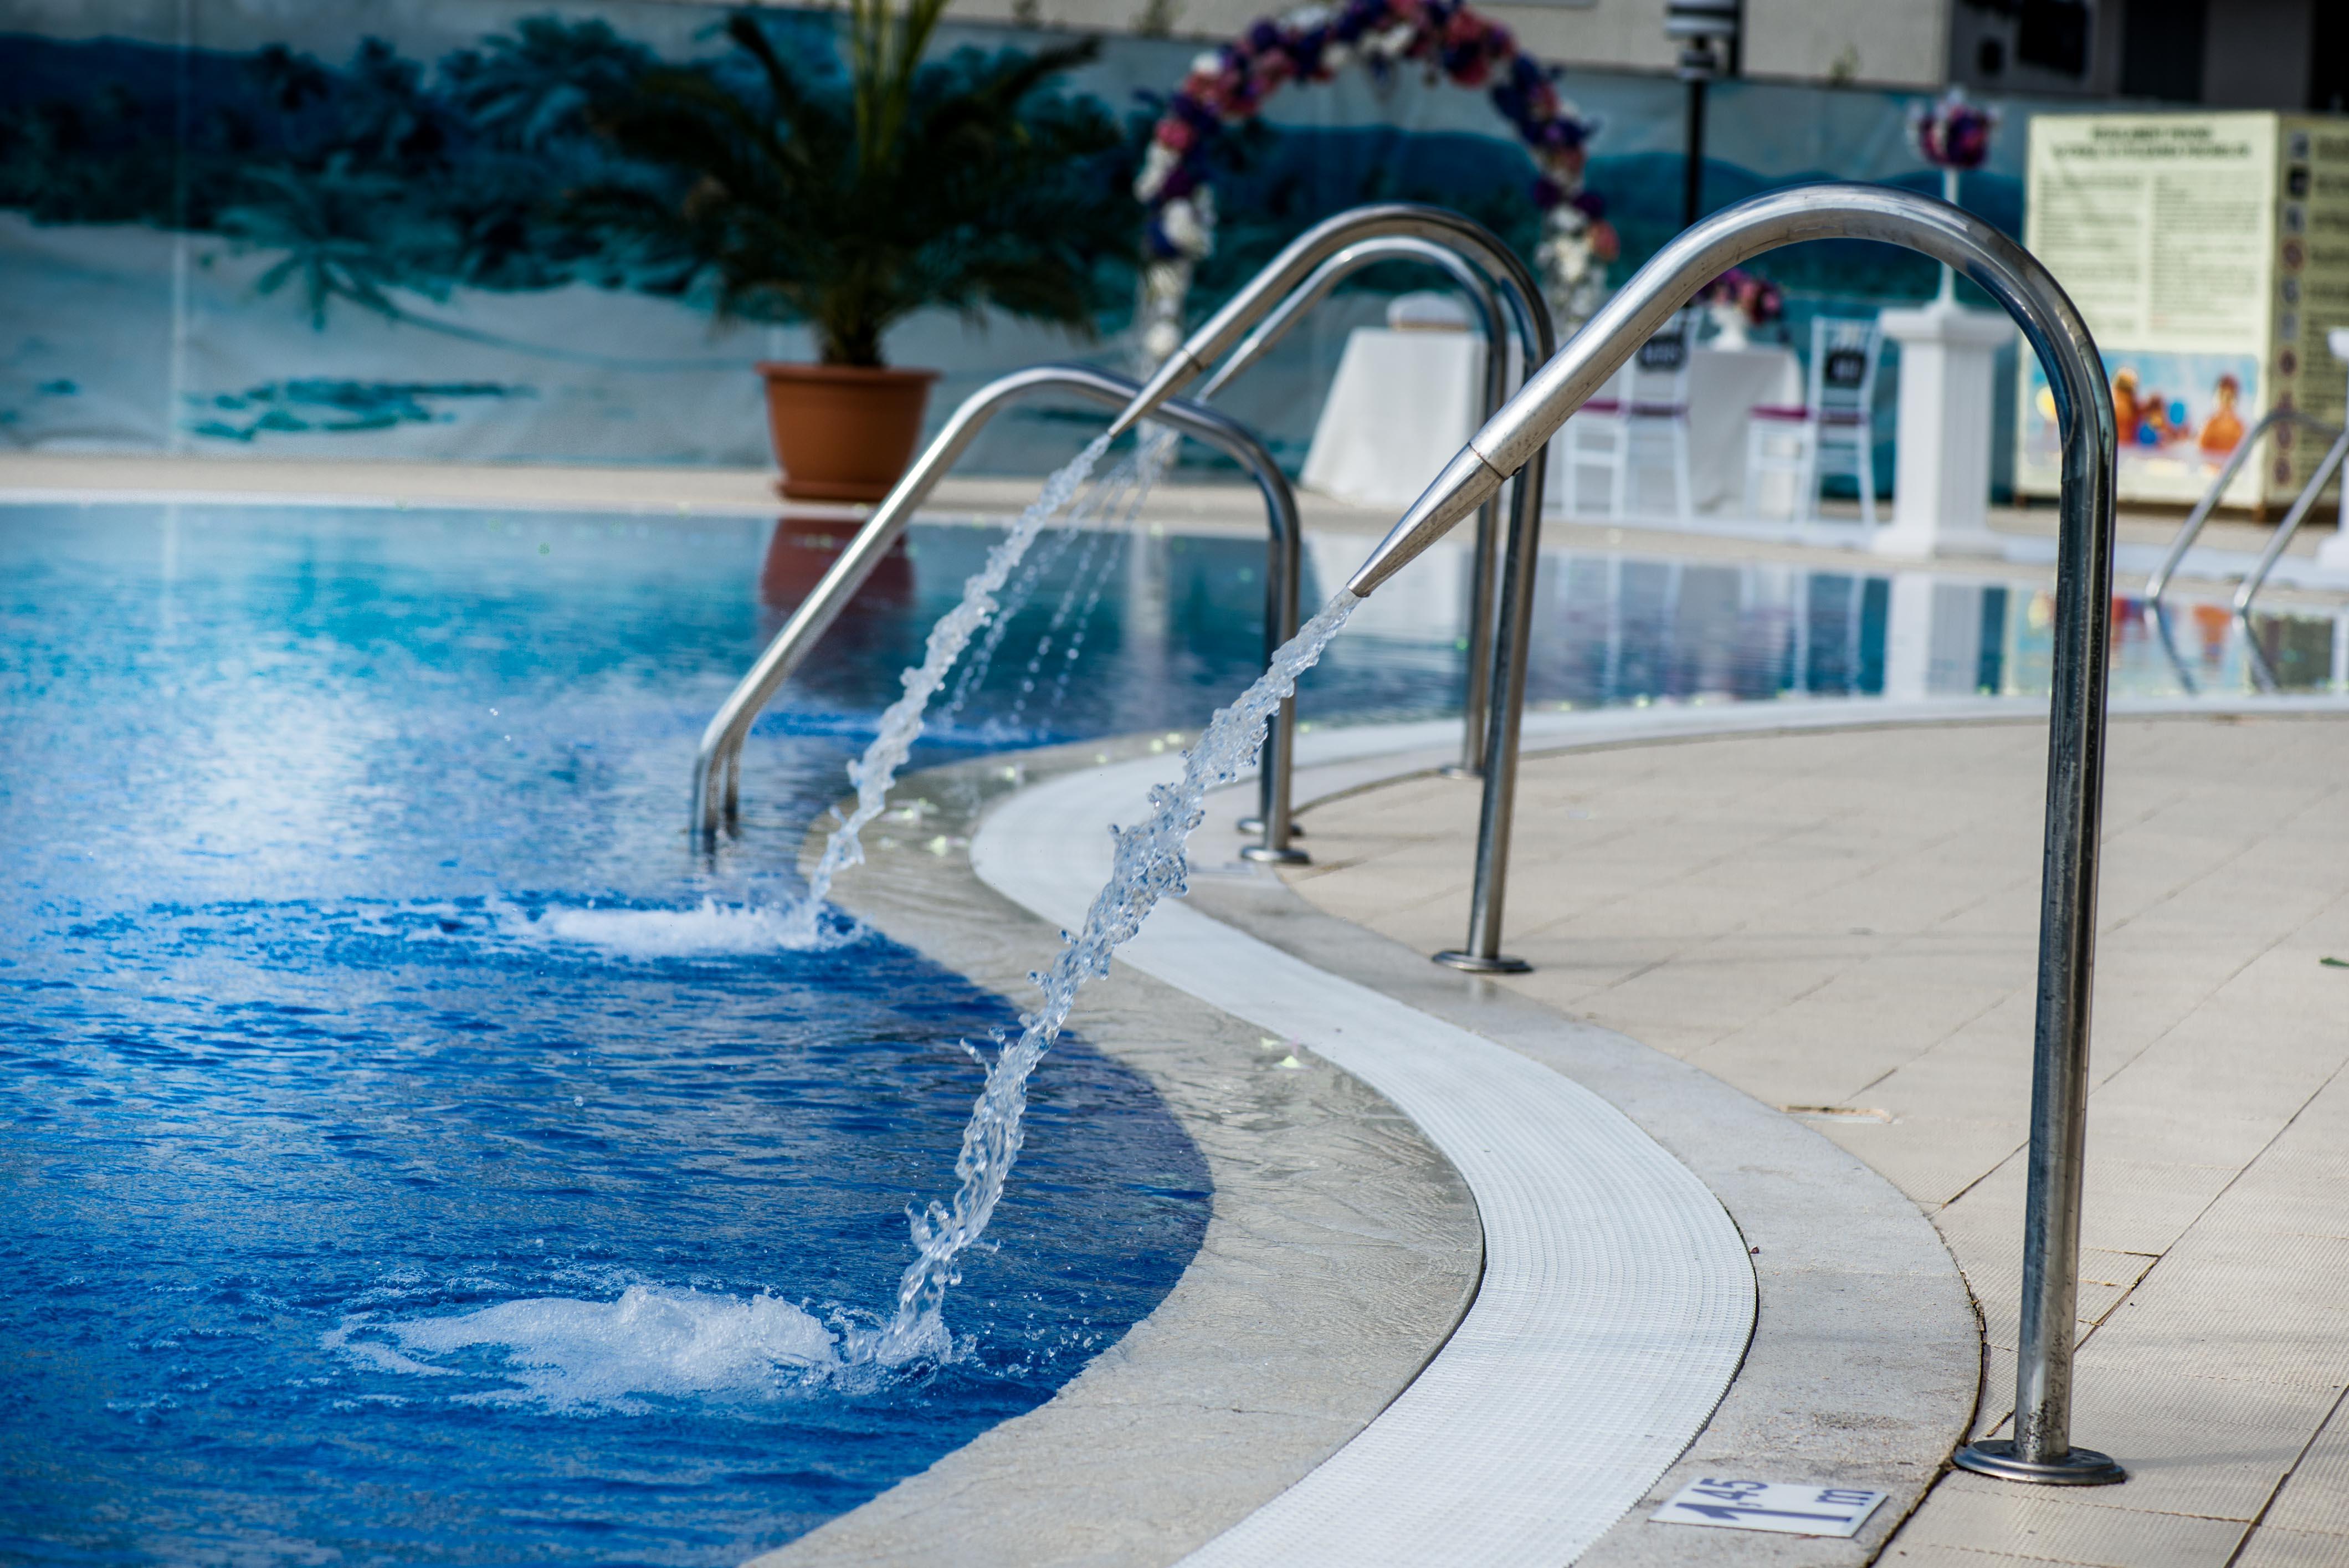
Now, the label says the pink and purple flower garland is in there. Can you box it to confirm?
[1697,267,1783,326]
[1911,86,1997,172]
[1131,0,1612,266]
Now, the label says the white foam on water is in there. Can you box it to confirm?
[331,1285,843,1412]
[520,899,856,960]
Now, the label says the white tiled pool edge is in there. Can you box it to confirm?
[975,760,1759,1567]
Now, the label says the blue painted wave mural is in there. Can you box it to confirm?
[1,1,2051,476]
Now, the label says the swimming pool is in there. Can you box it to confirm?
[0,503,1227,1565]
[2,496,2335,1564]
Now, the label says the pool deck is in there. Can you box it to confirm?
[1278,709,2349,1567]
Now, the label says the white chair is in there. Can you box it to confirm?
[1560,311,1695,522]
[1745,315,1882,524]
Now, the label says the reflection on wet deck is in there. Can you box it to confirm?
[1303,532,2347,713]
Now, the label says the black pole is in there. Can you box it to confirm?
[1681,74,1708,229]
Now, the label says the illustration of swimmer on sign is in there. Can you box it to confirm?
[2025,351,2264,499]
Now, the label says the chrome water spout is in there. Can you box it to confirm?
[1105,203,1548,442]
[691,363,1304,858]
[1193,234,1514,783]
[1347,182,2126,1488]
[1106,203,1556,911]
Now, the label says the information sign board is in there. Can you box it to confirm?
[2017,111,2349,510]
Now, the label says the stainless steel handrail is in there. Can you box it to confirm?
[2234,424,2349,617]
[2147,602,2199,696]
[2145,407,2341,603]
[2237,614,2284,694]
[690,363,1304,857]
[1102,201,1560,972]
[1345,183,2126,1487]
[1196,234,1512,785]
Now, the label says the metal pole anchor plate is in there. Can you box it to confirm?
[1953,1439,2127,1487]
[1432,949,1532,975]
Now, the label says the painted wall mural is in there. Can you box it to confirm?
[1,0,2054,476]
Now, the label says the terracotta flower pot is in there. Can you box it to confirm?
[757,362,942,503]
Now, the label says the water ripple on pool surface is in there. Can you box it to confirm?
[0,891,1208,1562]
[0,502,1213,1565]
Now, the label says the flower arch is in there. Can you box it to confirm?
[1130,0,1617,362]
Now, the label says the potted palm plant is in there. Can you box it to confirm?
[582,3,1129,500]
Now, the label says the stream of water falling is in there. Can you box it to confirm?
[869,590,1362,1362]
[783,434,1113,941]
[942,428,1176,726]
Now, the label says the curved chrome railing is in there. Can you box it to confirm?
[1107,204,1552,440]
[1344,183,2126,1487]
[2145,407,2341,603]
[1196,234,1514,786]
[1106,203,1558,968]
[691,363,1303,857]
[2233,424,2349,617]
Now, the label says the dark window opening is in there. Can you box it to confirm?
[2316,0,2348,112]
[2120,0,2207,101]
[2018,0,2091,76]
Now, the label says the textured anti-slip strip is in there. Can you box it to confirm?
[972,757,1758,1568]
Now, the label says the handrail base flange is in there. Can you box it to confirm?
[1433,949,1532,975]
[1239,844,1312,865]
[1953,1439,2127,1487]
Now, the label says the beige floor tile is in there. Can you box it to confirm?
[1974,1344,2019,1441]
[1821,1116,2027,1208]
[2215,1183,2349,1243]
[1685,1030,1925,1111]
[2232,1525,2349,1567]
[2259,1397,2349,1538]
[2084,1103,2283,1171]
[2042,1436,2299,1524]
[1897,1480,2246,1566]
[2033,1375,2347,1520]
[1876,1546,2063,1567]
[2075,1161,2245,1258]
[2088,1051,2340,1133]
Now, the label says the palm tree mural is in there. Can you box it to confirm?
[217,162,454,329]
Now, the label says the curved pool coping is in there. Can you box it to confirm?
[977,759,1760,1565]
[750,734,1490,1568]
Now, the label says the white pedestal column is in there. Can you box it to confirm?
[1872,300,2014,560]
[1881,572,1940,701]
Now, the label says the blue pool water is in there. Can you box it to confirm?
[2,497,2335,1565]
[0,503,1248,1565]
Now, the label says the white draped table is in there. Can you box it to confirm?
[1300,325,1801,520]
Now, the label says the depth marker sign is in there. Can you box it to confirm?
[1653,1478,1888,1537]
